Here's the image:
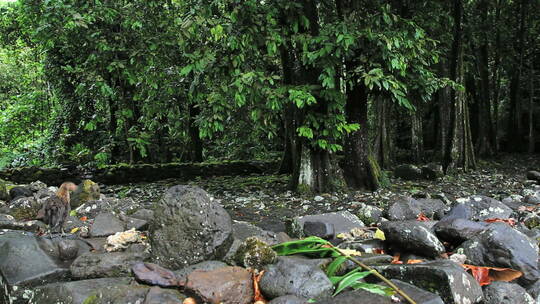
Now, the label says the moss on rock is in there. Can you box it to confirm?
[234,236,277,270]
[71,180,100,208]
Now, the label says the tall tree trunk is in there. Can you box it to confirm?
[343,83,380,190]
[529,67,535,154]
[444,0,476,172]
[475,0,494,156]
[374,97,392,168]
[188,103,203,162]
[437,61,452,161]
[411,106,424,163]
[491,0,502,151]
[295,0,344,193]
[278,41,296,174]
[507,0,527,151]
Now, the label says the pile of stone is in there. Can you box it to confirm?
[0,178,539,304]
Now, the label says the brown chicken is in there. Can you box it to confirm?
[42,182,77,234]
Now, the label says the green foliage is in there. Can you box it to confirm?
[272,236,393,297]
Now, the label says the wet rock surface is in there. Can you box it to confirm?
[0,155,540,303]
[149,185,233,269]
[185,266,253,304]
[457,222,540,284]
[260,256,333,300]
[380,220,445,257]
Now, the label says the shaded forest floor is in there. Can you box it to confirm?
[104,154,540,232]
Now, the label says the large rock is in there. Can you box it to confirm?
[260,256,333,300]
[434,218,489,244]
[318,279,444,304]
[380,220,445,258]
[6,196,41,221]
[457,223,539,284]
[82,284,152,303]
[286,211,364,238]
[0,214,47,232]
[527,170,540,182]
[387,196,448,221]
[90,212,125,237]
[421,163,444,180]
[71,180,101,208]
[185,266,253,304]
[149,185,233,269]
[373,260,483,304]
[482,281,535,304]
[70,250,150,279]
[394,164,423,180]
[9,186,33,201]
[268,295,307,304]
[173,260,228,282]
[0,231,72,304]
[143,286,186,304]
[234,237,277,269]
[451,195,513,221]
[28,277,131,304]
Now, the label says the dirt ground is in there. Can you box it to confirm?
[105,153,540,232]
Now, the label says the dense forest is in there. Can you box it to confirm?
[0,0,539,193]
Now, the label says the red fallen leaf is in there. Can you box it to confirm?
[462,264,522,286]
[416,212,430,221]
[80,216,88,221]
[391,254,403,264]
[373,248,385,254]
[253,270,267,303]
[484,218,516,226]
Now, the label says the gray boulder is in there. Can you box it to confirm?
[90,213,125,237]
[318,279,444,304]
[373,260,483,304]
[387,196,448,221]
[451,196,513,221]
[457,223,539,284]
[380,220,445,258]
[149,185,233,269]
[70,250,150,279]
[395,164,423,180]
[482,281,535,304]
[29,277,131,304]
[260,256,333,300]
[0,231,72,304]
[268,295,307,304]
[434,218,489,244]
[9,186,33,201]
[286,211,364,238]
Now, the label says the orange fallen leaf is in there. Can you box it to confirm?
[416,212,430,221]
[462,264,522,286]
[406,259,424,264]
[391,254,403,264]
[183,298,196,304]
[373,248,386,254]
[484,218,516,227]
[253,270,267,303]
[80,216,88,221]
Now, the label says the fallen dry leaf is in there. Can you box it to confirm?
[416,212,430,221]
[183,297,196,304]
[79,216,88,221]
[462,264,522,286]
[406,259,424,264]
[391,254,403,264]
[339,248,362,256]
[484,218,516,226]
[253,270,266,303]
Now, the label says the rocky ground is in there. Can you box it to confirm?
[0,153,539,304]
